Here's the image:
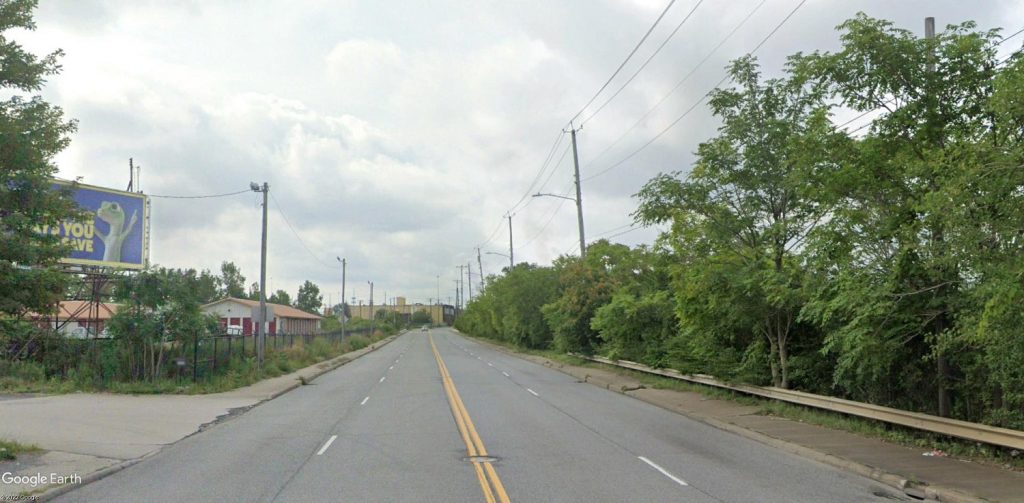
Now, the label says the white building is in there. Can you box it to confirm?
[201,297,323,335]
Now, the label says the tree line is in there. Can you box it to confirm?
[457,15,1024,429]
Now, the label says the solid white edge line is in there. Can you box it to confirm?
[380,376,386,383]
[638,456,688,487]
[527,388,539,397]
[316,435,338,456]
[360,396,369,405]
[502,372,510,377]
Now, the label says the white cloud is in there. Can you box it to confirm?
[16,0,1017,303]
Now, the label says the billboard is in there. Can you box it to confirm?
[39,180,150,269]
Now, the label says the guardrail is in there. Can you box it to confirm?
[573,353,1024,451]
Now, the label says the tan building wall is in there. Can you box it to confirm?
[349,302,454,326]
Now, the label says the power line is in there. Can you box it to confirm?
[593,222,636,238]
[580,0,706,127]
[146,188,251,199]
[269,192,333,270]
[605,226,643,240]
[580,0,768,171]
[583,0,807,182]
[521,180,576,247]
[508,131,565,214]
[477,217,507,248]
[532,144,574,202]
[839,25,1024,134]
[569,0,679,124]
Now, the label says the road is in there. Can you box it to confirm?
[57,327,904,502]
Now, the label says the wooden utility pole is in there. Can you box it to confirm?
[568,123,587,257]
[476,247,485,292]
[506,213,514,269]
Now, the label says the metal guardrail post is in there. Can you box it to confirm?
[573,354,1024,451]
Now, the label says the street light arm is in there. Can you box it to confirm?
[485,251,509,258]
[533,192,577,202]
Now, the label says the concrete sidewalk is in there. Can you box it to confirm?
[481,342,1024,503]
[0,334,398,499]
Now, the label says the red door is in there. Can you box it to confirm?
[269,320,277,335]
[242,318,253,336]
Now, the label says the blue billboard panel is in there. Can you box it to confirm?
[40,181,150,269]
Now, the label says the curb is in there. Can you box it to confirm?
[30,331,405,502]
[35,451,158,503]
[462,335,987,503]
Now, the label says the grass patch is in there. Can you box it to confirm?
[0,439,41,461]
[0,332,390,396]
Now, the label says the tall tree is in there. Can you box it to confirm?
[635,56,844,388]
[268,289,291,306]
[798,15,1008,416]
[0,0,83,318]
[218,261,245,299]
[294,280,322,314]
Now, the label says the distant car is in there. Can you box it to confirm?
[420,325,429,332]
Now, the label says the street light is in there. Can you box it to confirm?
[534,191,585,257]
[485,251,512,270]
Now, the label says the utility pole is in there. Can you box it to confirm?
[476,247,485,292]
[923,15,950,418]
[337,257,346,339]
[251,182,269,368]
[568,122,587,257]
[466,262,473,302]
[506,213,514,269]
[368,281,374,335]
[456,265,466,308]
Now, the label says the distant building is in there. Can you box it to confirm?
[31,300,121,338]
[348,297,455,325]
[201,297,323,335]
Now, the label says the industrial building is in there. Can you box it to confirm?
[347,297,455,326]
[202,297,323,335]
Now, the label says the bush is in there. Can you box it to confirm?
[348,335,370,351]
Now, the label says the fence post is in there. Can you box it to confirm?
[212,336,218,373]
[192,331,199,383]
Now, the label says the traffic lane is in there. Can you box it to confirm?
[272,331,483,503]
[440,330,903,503]
[433,329,719,503]
[55,334,416,503]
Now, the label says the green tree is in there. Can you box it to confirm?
[268,289,291,306]
[542,240,637,353]
[0,0,83,318]
[294,280,322,314]
[218,261,245,299]
[797,15,1011,416]
[635,55,842,388]
[108,267,219,381]
[411,310,432,324]
[455,263,558,348]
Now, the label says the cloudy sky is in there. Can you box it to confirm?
[17,0,1023,306]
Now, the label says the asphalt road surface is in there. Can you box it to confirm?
[57,327,906,502]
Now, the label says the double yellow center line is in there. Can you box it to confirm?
[429,335,511,503]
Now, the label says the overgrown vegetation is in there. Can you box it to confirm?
[0,439,41,461]
[0,330,387,394]
[458,15,1024,431]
